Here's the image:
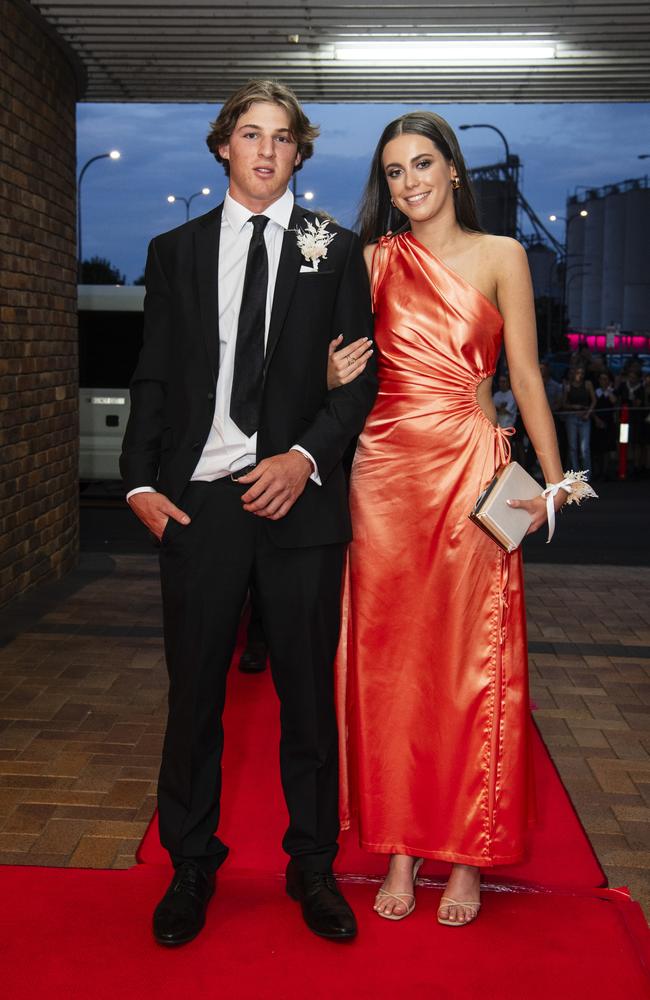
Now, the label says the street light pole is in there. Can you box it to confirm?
[549,209,589,255]
[291,174,315,202]
[459,122,511,165]
[77,150,121,281]
[167,187,211,222]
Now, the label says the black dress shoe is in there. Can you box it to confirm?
[153,861,216,946]
[238,640,268,673]
[286,860,357,941]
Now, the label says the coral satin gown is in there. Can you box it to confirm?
[337,232,532,866]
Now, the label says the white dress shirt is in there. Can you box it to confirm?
[127,188,318,501]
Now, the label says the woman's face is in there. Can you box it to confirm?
[573,367,585,383]
[598,373,610,390]
[381,133,457,225]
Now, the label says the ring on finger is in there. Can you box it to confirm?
[347,355,354,367]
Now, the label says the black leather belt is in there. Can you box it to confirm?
[230,463,257,483]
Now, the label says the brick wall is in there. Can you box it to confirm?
[0,1,82,606]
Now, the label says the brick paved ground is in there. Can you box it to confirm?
[0,555,648,916]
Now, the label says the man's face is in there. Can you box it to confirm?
[218,101,301,211]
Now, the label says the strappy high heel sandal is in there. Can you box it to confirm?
[374,857,424,921]
[437,894,481,927]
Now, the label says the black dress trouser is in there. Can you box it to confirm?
[157,477,344,874]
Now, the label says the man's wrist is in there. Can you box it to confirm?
[290,444,321,485]
[126,486,157,503]
[291,449,312,475]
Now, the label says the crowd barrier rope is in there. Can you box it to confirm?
[506,403,649,482]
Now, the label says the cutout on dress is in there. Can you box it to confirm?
[476,376,498,427]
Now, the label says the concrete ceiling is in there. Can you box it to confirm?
[33,1,650,103]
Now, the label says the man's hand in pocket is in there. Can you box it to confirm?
[128,492,191,541]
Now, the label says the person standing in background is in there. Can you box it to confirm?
[540,362,563,413]
[563,366,595,475]
[591,371,618,481]
[492,373,518,428]
[619,366,645,477]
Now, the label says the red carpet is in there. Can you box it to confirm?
[2,658,649,999]
[2,868,649,1000]
[138,667,605,891]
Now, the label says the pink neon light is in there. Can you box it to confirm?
[567,333,650,352]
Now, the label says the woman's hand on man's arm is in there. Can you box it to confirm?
[327,335,373,389]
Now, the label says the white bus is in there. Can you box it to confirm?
[78,285,144,481]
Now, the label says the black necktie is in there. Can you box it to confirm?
[230,214,269,437]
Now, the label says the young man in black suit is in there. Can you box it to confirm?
[120,80,376,946]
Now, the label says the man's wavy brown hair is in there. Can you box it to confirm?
[206,80,319,176]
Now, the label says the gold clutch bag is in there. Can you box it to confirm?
[469,462,542,553]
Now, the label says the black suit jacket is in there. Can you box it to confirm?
[120,202,377,547]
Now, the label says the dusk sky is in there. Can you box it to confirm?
[77,101,650,283]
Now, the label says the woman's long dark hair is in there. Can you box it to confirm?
[357,111,482,246]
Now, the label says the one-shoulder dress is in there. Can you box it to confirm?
[336,231,532,866]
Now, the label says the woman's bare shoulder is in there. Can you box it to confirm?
[472,233,527,260]
[476,234,529,269]
[363,237,394,276]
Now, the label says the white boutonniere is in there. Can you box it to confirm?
[295,218,336,271]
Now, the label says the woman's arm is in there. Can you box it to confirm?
[494,239,567,530]
[323,242,377,391]
[295,233,378,482]
[362,243,375,279]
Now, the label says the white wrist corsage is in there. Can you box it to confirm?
[295,218,336,271]
[541,470,598,543]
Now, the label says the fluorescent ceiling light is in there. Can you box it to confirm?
[336,42,556,62]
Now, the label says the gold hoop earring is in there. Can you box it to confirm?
[451,177,461,190]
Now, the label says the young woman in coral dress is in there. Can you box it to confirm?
[334,112,571,927]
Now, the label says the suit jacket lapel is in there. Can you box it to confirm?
[264,204,305,372]
[194,204,223,380]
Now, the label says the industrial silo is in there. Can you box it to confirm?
[622,184,650,331]
[526,242,559,299]
[601,187,626,327]
[581,193,605,330]
[472,177,518,237]
[566,177,650,335]
[565,200,587,330]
